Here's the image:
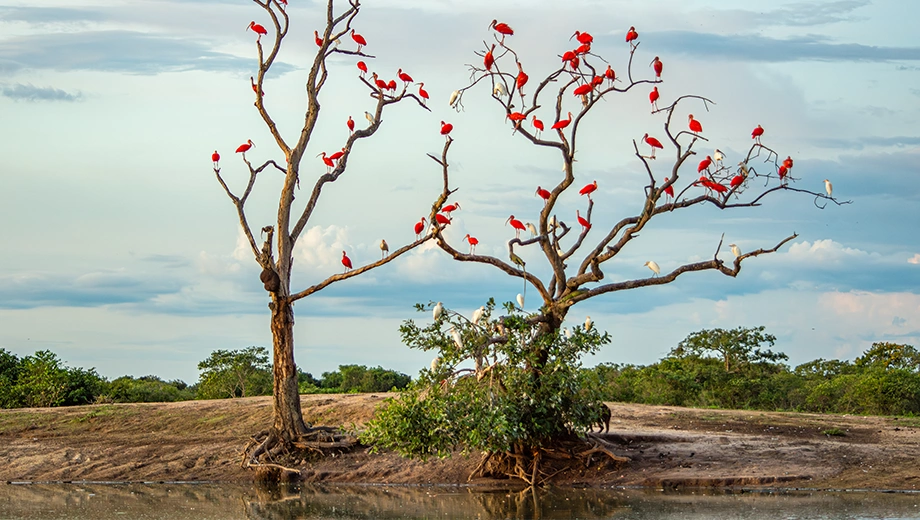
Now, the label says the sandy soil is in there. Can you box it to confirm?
[1,394,918,490]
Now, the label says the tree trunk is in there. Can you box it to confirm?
[269,296,309,439]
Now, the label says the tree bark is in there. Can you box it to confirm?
[269,295,309,439]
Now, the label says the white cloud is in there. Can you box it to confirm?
[294,224,351,269]
[785,239,876,264]
[909,253,920,265]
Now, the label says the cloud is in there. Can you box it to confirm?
[0,6,105,24]
[811,136,920,150]
[764,0,869,27]
[909,254,920,265]
[0,83,81,102]
[644,31,920,63]
[785,239,876,265]
[0,31,292,75]
[0,270,185,310]
[294,224,352,269]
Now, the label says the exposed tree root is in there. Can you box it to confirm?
[468,437,629,485]
[240,426,360,481]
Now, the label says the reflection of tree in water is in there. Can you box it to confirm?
[243,484,628,519]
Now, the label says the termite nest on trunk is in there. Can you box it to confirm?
[260,267,281,293]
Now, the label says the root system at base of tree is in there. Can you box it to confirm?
[241,426,360,482]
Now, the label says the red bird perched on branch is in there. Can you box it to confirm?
[650,56,663,79]
[626,26,638,46]
[574,43,591,55]
[778,165,788,183]
[535,186,551,202]
[416,82,429,105]
[386,79,397,91]
[371,72,387,91]
[552,112,572,131]
[532,115,544,137]
[350,29,367,52]
[318,151,335,171]
[515,62,528,94]
[698,155,712,173]
[576,209,591,231]
[579,180,598,199]
[571,30,593,45]
[783,156,794,170]
[250,76,264,96]
[341,251,352,272]
[414,217,427,239]
[313,30,323,47]
[441,202,460,216]
[731,175,744,188]
[328,148,346,161]
[397,68,413,84]
[506,215,526,238]
[347,116,355,134]
[605,65,616,85]
[649,86,659,111]
[211,150,220,167]
[236,139,254,154]
[434,213,451,226]
[573,83,593,96]
[662,177,674,201]
[489,20,514,38]
[440,121,453,140]
[688,114,703,133]
[643,133,664,158]
[356,61,367,77]
[484,44,496,71]
[248,21,267,40]
[752,124,764,144]
[463,234,479,254]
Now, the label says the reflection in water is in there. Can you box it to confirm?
[1,482,919,519]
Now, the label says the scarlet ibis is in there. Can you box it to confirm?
[347,116,355,134]
[278,0,287,7]
[386,79,397,91]
[313,30,323,47]
[552,112,573,131]
[250,76,263,96]
[644,260,660,276]
[573,83,593,96]
[532,115,544,137]
[356,60,367,77]
[591,75,604,87]
[463,234,479,254]
[535,186,551,202]
[662,177,674,200]
[235,139,254,154]
[710,182,728,194]
[506,215,526,238]
[371,72,388,91]
[397,68,413,84]
[730,244,741,258]
[211,150,220,167]
[516,293,524,309]
[441,202,460,215]
[380,239,389,258]
[824,179,833,197]
[414,217,427,239]
[248,21,267,39]
[714,149,725,164]
[328,148,346,161]
[579,180,598,199]
[576,209,591,230]
[365,111,376,125]
[350,29,366,52]
[472,306,485,325]
[341,251,353,272]
[561,50,576,62]
[318,151,335,171]
[434,213,451,228]
[730,175,744,188]
[572,30,593,45]
[698,155,713,173]
[508,112,526,131]
[626,26,638,46]
[516,62,528,94]
[585,316,592,330]
[568,56,580,70]
[489,20,514,37]
[783,156,794,170]
[751,124,764,144]
[433,301,443,321]
[650,56,663,78]
[649,86,659,111]
[416,82,429,105]
[440,121,453,140]
[778,165,788,182]
[575,43,591,55]
[688,114,703,133]
[643,133,664,158]
[605,65,616,85]
[484,44,495,71]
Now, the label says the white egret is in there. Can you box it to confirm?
[472,306,485,325]
[525,222,537,238]
[430,356,440,371]
[730,243,741,258]
[450,326,463,349]
[738,161,750,178]
[516,293,525,309]
[433,301,443,321]
[713,149,725,164]
[585,316,592,331]
[493,82,507,97]
[644,260,660,276]
[564,328,572,339]
[448,90,460,108]
[824,179,833,197]
[364,111,375,125]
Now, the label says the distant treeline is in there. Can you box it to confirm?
[0,346,411,409]
[585,327,920,416]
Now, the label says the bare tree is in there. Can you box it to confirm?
[430,26,850,375]
[212,0,449,470]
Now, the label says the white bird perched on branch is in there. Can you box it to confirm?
[644,260,660,276]
[516,293,524,309]
[448,90,460,108]
[472,306,485,326]
[824,179,833,197]
[730,243,741,258]
[585,316,592,331]
[433,301,443,321]
[493,82,507,97]
[430,356,440,372]
[450,326,463,350]
[525,222,537,238]
[364,111,375,125]
[379,239,389,258]
[564,328,572,339]
[713,149,725,165]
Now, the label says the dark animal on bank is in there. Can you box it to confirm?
[591,403,611,433]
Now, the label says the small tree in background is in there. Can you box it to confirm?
[672,326,786,373]
[197,346,273,399]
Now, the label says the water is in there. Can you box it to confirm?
[1,483,919,519]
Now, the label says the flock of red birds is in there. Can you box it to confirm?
[222,14,803,275]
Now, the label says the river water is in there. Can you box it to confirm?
[1,483,918,519]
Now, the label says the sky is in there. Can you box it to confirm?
[1,0,918,384]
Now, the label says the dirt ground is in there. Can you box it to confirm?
[1,394,918,490]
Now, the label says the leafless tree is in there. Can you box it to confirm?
[212,0,450,471]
